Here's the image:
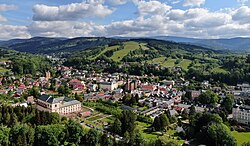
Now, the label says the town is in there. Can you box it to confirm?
[0,55,249,145]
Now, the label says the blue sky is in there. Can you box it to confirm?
[0,0,250,39]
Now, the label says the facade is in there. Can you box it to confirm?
[98,82,118,91]
[37,95,81,115]
[233,105,250,125]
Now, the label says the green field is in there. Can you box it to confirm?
[0,67,9,73]
[111,41,140,61]
[92,45,120,59]
[179,59,192,70]
[136,121,184,145]
[231,131,250,145]
[211,67,228,73]
[162,58,176,67]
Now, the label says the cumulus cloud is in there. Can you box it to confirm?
[28,21,106,37]
[232,6,250,24]
[0,24,30,40]
[32,1,114,21]
[134,0,172,16]
[3,1,250,40]
[183,0,205,7]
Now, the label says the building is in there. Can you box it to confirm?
[233,105,250,125]
[37,95,81,115]
[98,82,118,91]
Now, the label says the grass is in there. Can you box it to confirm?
[162,58,176,67]
[136,121,184,145]
[0,67,9,73]
[92,45,120,59]
[87,115,103,121]
[179,59,192,70]
[111,41,140,61]
[231,131,250,145]
[211,67,228,73]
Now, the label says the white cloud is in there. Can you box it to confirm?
[0,4,17,11]
[28,21,106,38]
[3,1,250,40]
[32,1,114,21]
[0,15,7,22]
[107,0,128,5]
[183,0,205,7]
[232,6,250,24]
[134,0,172,16]
[236,0,248,4]
[0,24,30,40]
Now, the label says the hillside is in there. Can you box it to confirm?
[151,36,250,51]
[0,37,123,54]
[65,39,226,71]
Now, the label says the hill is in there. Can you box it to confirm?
[64,38,226,71]
[151,36,250,51]
[0,37,123,54]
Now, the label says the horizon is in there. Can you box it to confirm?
[1,0,250,39]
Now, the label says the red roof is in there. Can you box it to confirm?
[142,85,154,89]
[0,90,6,92]
[18,84,26,89]
[160,88,167,91]
[69,79,81,84]
[175,107,183,112]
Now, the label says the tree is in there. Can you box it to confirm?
[152,114,170,131]
[66,119,85,144]
[134,129,144,146]
[35,124,66,146]
[85,129,100,146]
[189,105,196,116]
[28,87,40,98]
[0,126,10,146]
[111,118,122,135]
[9,124,35,146]
[206,123,237,146]
[120,110,137,135]
[9,113,18,127]
[198,90,219,105]
[100,133,113,146]
[221,94,234,114]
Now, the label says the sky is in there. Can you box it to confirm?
[0,0,250,40]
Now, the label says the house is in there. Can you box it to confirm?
[141,85,156,92]
[36,95,82,115]
[69,79,83,86]
[0,90,7,94]
[73,84,85,91]
[233,105,250,125]
[186,90,201,99]
[98,82,118,91]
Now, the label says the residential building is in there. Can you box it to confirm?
[98,81,118,91]
[233,105,250,125]
[37,95,81,115]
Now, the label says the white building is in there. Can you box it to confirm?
[98,82,118,91]
[233,105,250,125]
[37,95,82,115]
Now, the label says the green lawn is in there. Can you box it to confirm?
[211,67,227,73]
[92,45,120,59]
[162,58,176,67]
[179,59,192,70]
[136,121,184,145]
[111,41,140,61]
[231,131,250,145]
[147,57,177,68]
